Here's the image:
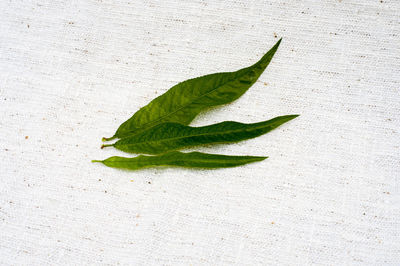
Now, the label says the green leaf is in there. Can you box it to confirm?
[92,151,267,170]
[104,115,298,154]
[104,39,282,141]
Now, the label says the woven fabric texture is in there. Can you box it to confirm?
[1,0,399,265]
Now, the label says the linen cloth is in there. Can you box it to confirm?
[0,0,399,265]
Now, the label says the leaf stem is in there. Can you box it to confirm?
[102,136,116,142]
[101,144,113,149]
[91,160,102,163]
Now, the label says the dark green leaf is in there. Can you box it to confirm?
[92,151,267,170]
[104,115,298,154]
[104,39,282,141]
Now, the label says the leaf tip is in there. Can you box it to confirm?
[281,114,300,121]
[251,156,268,162]
[275,37,282,48]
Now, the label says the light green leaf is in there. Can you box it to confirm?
[104,115,298,154]
[92,151,267,170]
[104,39,282,141]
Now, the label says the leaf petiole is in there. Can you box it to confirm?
[100,144,114,149]
[102,136,117,142]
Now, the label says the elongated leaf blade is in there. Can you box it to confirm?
[105,39,282,140]
[92,151,267,170]
[107,115,298,154]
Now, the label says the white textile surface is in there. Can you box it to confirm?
[1,0,399,265]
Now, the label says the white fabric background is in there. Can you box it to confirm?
[1,0,399,265]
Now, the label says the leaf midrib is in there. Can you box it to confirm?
[111,157,261,165]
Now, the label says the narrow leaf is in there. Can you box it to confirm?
[105,115,298,154]
[92,151,267,170]
[104,39,282,141]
